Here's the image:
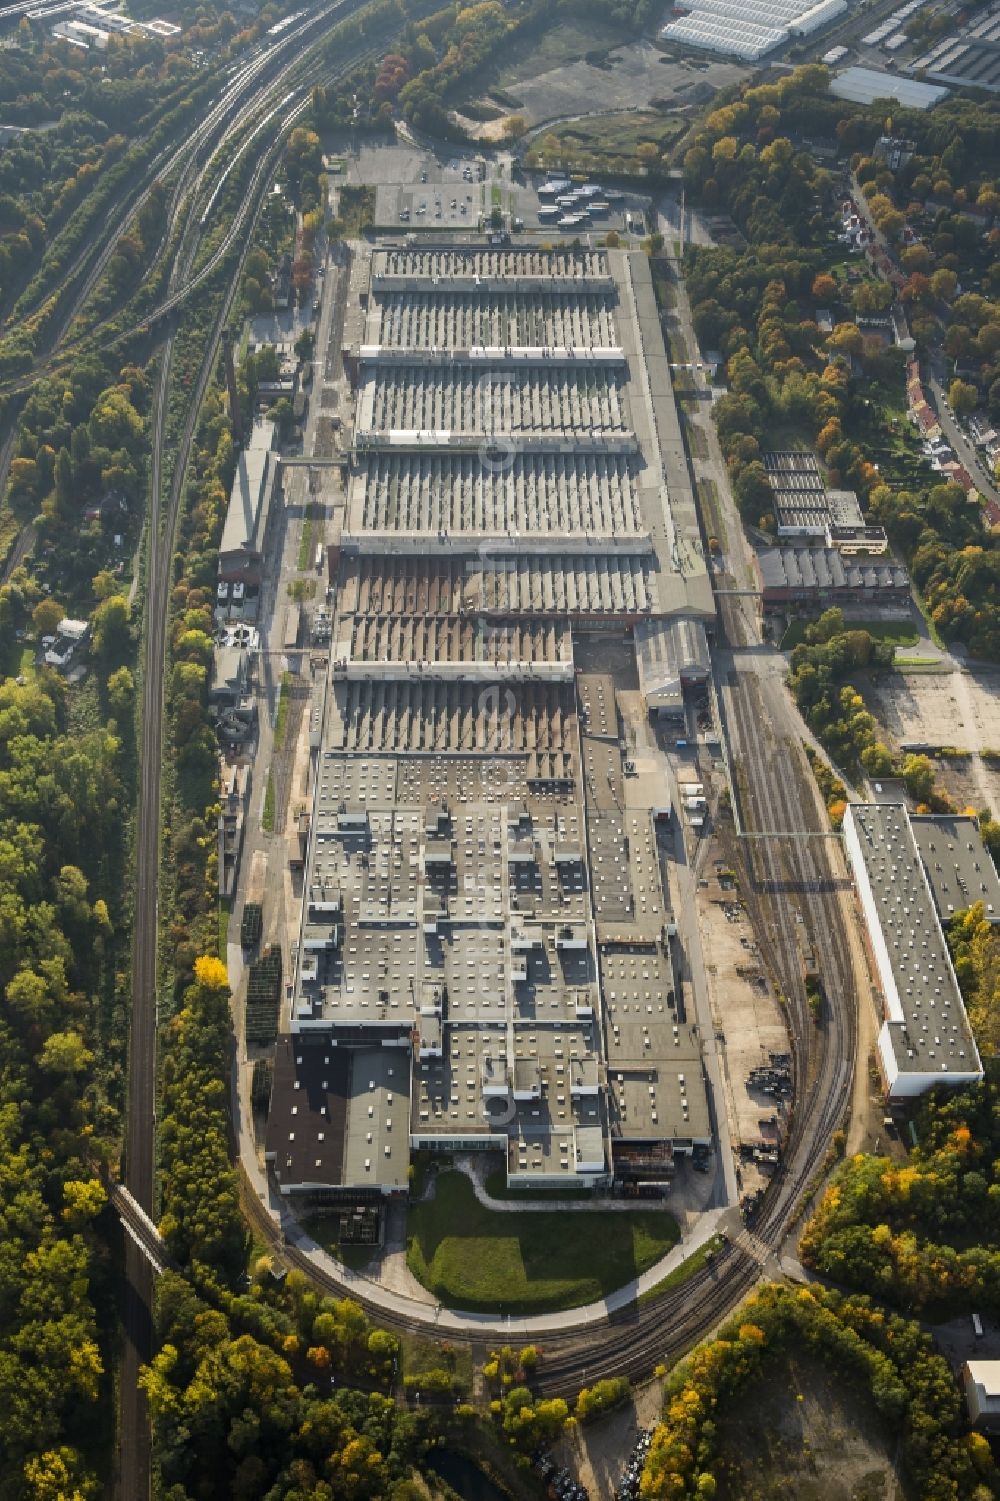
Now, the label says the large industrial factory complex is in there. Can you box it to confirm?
[265,244,719,1203]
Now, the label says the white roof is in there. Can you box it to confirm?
[967,1362,1000,1402]
[831,66,949,108]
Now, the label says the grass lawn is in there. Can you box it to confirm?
[273,670,293,751]
[525,111,686,174]
[780,618,919,650]
[218,897,231,958]
[399,1329,474,1394]
[296,503,317,572]
[406,1171,679,1314]
[637,1234,725,1307]
[262,769,275,833]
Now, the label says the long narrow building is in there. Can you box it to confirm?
[843,802,984,1099]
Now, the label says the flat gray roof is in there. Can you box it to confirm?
[220,446,275,559]
[911,815,1000,924]
[845,803,979,1077]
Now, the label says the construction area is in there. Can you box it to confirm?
[264,243,724,1209]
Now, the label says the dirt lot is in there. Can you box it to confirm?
[485,35,745,129]
[863,668,1000,813]
[696,859,790,1197]
[712,1351,904,1501]
[864,668,1000,753]
[555,1380,664,1499]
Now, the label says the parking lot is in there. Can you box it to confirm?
[375,154,485,230]
[866,669,1000,752]
[344,135,648,235]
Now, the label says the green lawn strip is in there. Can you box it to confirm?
[262,770,276,833]
[218,897,231,958]
[273,670,293,752]
[398,1329,474,1393]
[405,1171,679,1315]
[914,593,947,651]
[781,618,919,650]
[636,1234,725,1307]
[297,505,316,572]
[696,477,723,546]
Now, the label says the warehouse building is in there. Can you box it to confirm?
[913,3,1000,96]
[842,803,983,1100]
[635,618,711,717]
[830,66,949,109]
[218,419,277,602]
[660,0,846,61]
[909,815,1000,925]
[267,245,716,1204]
[763,454,868,539]
[963,1363,1000,1433]
[754,544,910,611]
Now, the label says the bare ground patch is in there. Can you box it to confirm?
[713,1351,904,1501]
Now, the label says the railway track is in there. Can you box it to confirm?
[117,22,397,1488]
[0,0,393,582]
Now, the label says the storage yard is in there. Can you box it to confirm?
[264,243,723,1212]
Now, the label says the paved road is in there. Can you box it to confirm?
[926,354,1000,507]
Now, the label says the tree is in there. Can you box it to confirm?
[502,115,527,140]
[901,243,931,274]
[32,597,64,638]
[39,1029,94,1075]
[930,267,958,302]
[811,273,837,303]
[62,1179,107,1227]
[734,461,772,517]
[901,752,935,804]
[827,322,864,356]
[107,665,134,712]
[92,569,121,601]
[948,378,978,418]
[91,593,130,663]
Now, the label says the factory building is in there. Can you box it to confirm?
[754,545,910,611]
[635,618,711,717]
[266,245,716,1203]
[217,420,277,609]
[964,1363,1000,1433]
[842,803,983,1100]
